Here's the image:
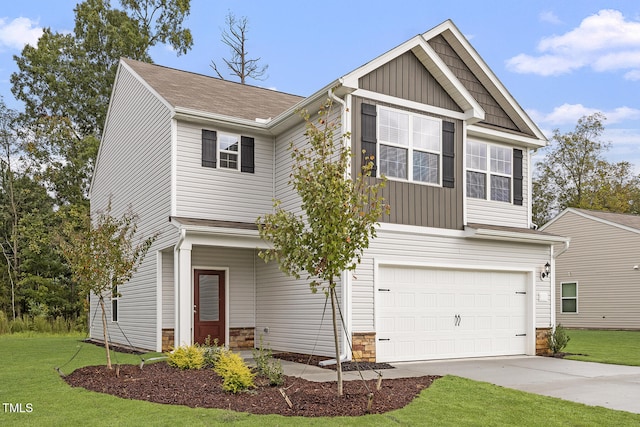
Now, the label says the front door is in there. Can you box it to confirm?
[194,269,226,345]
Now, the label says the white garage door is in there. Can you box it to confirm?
[377,266,528,363]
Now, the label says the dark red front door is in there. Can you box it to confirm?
[194,269,225,345]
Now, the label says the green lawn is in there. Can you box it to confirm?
[563,329,640,366]
[1,334,639,426]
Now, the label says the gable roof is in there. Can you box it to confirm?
[121,58,304,122]
[541,208,640,235]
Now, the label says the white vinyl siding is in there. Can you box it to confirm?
[90,64,177,351]
[191,247,255,328]
[162,250,174,329]
[175,121,273,223]
[255,257,342,357]
[351,228,551,332]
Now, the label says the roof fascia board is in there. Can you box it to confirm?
[467,124,546,148]
[430,21,547,142]
[464,226,569,244]
[352,88,471,121]
[173,108,272,134]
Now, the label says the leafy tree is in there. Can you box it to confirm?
[533,113,640,225]
[257,99,388,396]
[60,203,157,368]
[210,12,268,84]
[11,0,193,204]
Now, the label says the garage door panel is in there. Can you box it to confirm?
[377,266,528,362]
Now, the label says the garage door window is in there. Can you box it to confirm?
[561,282,577,313]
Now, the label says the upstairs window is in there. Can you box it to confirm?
[202,130,255,173]
[377,106,442,185]
[466,141,517,203]
[111,286,119,322]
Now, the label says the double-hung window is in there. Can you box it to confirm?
[561,282,578,313]
[218,133,239,170]
[111,286,119,322]
[201,130,255,173]
[466,140,513,202]
[378,106,441,185]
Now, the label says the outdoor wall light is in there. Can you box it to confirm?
[540,262,551,280]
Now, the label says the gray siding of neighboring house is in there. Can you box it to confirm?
[352,231,552,333]
[545,212,640,329]
[428,35,521,133]
[90,64,177,350]
[175,121,274,223]
[351,96,464,229]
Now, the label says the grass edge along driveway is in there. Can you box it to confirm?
[1,334,639,426]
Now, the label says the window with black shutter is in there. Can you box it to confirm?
[202,129,217,168]
[201,130,255,173]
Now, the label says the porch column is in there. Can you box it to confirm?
[174,241,192,347]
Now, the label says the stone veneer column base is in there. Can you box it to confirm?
[351,332,376,362]
[229,327,255,349]
[536,327,551,355]
[161,329,175,352]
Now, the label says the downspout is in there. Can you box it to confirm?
[326,88,351,364]
[550,239,570,329]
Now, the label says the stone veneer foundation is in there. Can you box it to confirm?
[535,327,551,355]
[229,327,255,349]
[161,329,175,352]
[351,332,376,362]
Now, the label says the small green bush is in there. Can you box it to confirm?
[32,316,53,333]
[9,317,28,333]
[166,345,205,370]
[252,335,284,386]
[214,350,255,393]
[547,324,571,354]
[197,337,226,368]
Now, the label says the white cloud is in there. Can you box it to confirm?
[539,11,562,25]
[507,9,640,77]
[0,17,42,50]
[528,103,640,126]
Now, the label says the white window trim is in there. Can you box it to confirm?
[377,105,442,186]
[560,281,578,314]
[466,140,513,203]
[217,132,241,171]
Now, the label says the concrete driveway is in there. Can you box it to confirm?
[390,356,640,414]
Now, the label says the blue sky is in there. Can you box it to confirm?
[1,1,639,168]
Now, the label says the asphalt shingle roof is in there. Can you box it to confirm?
[122,58,304,122]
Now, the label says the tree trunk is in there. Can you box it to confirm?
[98,296,112,369]
[330,285,343,396]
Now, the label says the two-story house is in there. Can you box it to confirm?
[91,20,568,362]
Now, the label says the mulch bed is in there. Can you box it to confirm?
[64,362,439,417]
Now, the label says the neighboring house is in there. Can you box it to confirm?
[541,208,640,330]
[90,20,568,363]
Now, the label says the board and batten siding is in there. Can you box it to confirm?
[546,212,640,329]
[351,96,464,229]
[255,256,343,357]
[191,246,256,328]
[90,64,177,350]
[174,121,274,223]
[351,229,552,332]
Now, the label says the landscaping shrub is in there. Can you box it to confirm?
[197,336,226,368]
[252,335,284,386]
[166,345,205,370]
[9,316,28,333]
[32,315,53,333]
[214,350,255,393]
[547,324,571,354]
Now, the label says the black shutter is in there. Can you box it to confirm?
[442,121,455,188]
[361,103,377,177]
[202,129,217,168]
[240,136,255,173]
[513,148,523,205]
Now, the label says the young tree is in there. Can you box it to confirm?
[257,99,388,396]
[210,12,268,84]
[60,203,157,369]
[532,113,640,225]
